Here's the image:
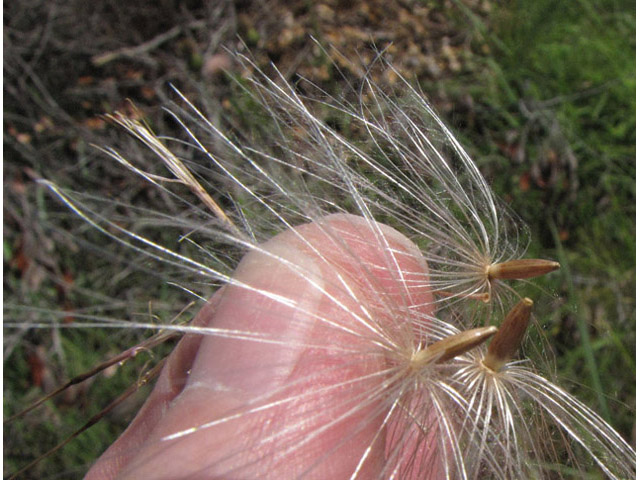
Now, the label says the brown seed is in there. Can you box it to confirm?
[411,326,498,369]
[486,259,560,281]
[483,297,533,372]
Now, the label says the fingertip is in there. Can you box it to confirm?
[92,215,434,478]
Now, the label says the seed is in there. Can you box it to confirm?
[486,259,560,280]
[411,326,498,369]
[482,297,533,371]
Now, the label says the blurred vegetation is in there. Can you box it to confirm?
[4,0,634,477]
[454,0,635,439]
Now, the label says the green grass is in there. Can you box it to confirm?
[446,0,635,441]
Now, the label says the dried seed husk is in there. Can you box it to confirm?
[486,259,560,280]
[411,326,498,369]
[483,297,533,371]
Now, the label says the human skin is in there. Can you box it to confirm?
[85,214,436,479]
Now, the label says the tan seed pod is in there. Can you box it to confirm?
[411,326,498,369]
[483,297,533,371]
[486,259,560,281]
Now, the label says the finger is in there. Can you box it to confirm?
[87,214,434,479]
[84,294,222,479]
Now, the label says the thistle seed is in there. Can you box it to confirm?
[411,326,498,369]
[486,259,560,281]
[483,297,534,371]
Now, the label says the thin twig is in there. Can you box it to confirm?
[4,329,179,424]
[7,356,168,480]
[92,21,204,66]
